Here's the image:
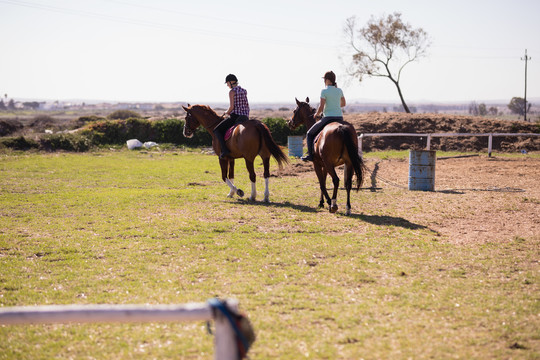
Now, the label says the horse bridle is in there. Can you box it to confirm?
[183,110,199,137]
[291,101,316,128]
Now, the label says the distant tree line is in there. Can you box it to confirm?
[468,102,498,116]
[0,99,16,111]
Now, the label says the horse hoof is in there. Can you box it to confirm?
[330,205,338,213]
[236,189,244,197]
[345,208,351,216]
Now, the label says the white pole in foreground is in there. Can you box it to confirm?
[0,300,241,360]
[0,303,212,325]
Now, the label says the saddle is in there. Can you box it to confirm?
[224,115,249,141]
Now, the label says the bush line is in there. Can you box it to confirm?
[0,117,305,152]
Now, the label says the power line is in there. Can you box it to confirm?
[0,0,334,49]
[107,0,333,38]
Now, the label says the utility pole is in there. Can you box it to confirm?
[521,49,531,122]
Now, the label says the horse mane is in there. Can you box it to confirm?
[191,104,220,119]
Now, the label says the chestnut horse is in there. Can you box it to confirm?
[182,104,288,202]
[289,98,365,215]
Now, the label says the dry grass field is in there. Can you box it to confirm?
[1,109,539,358]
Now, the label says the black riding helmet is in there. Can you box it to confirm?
[225,74,238,83]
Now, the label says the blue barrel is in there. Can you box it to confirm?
[408,150,436,191]
[288,136,304,157]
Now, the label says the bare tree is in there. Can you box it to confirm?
[344,13,430,113]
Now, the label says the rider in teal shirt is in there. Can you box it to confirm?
[302,71,346,161]
[320,85,344,117]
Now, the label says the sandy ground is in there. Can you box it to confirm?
[281,154,540,245]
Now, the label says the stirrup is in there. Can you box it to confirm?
[219,150,231,159]
[301,153,313,162]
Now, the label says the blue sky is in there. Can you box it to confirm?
[1,0,539,104]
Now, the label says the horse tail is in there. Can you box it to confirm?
[255,121,289,168]
[339,125,365,190]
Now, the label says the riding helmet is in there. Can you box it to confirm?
[225,74,238,84]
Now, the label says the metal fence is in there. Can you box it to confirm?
[0,299,250,360]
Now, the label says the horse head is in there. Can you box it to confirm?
[182,104,222,138]
[182,104,200,138]
[289,97,315,130]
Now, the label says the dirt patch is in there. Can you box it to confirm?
[279,155,540,245]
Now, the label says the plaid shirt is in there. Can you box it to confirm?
[232,86,250,117]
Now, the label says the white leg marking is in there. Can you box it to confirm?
[225,178,237,198]
[331,199,337,208]
[346,205,351,216]
[264,177,270,203]
[249,181,257,201]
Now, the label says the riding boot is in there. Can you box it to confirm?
[301,134,314,161]
[213,129,230,159]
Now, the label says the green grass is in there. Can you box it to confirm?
[0,150,538,359]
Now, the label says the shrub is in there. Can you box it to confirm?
[151,118,211,146]
[81,117,212,147]
[0,119,23,136]
[77,115,106,123]
[78,116,303,148]
[107,110,142,120]
[39,133,91,152]
[261,117,305,145]
[0,136,39,150]
[30,115,56,132]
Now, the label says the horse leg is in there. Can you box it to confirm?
[344,164,353,215]
[261,157,271,202]
[222,159,243,198]
[327,166,340,213]
[314,162,331,209]
[245,159,257,201]
[220,159,233,197]
[224,159,235,197]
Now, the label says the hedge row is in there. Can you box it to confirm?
[81,117,305,147]
[0,117,306,152]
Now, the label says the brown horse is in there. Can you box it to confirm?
[182,104,288,202]
[289,98,365,215]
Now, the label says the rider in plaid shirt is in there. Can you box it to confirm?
[214,74,250,159]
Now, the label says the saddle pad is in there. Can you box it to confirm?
[224,124,238,141]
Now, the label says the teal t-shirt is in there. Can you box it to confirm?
[320,86,344,117]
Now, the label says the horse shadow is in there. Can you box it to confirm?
[344,213,429,230]
[231,198,319,213]
[231,199,430,231]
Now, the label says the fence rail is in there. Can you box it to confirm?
[358,133,540,157]
[0,300,246,360]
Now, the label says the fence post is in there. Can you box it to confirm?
[426,134,431,150]
[358,134,363,157]
[213,299,240,360]
[488,134,493,157]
